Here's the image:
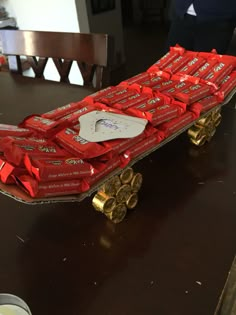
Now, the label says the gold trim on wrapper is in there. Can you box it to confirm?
[92,192,116,214]
[126,192,138,209]
[130,173,143,192]
[120,167,134,184]
[105,203,127,224]
[116,184,132,203]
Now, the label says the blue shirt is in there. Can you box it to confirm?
[174,0,236,20]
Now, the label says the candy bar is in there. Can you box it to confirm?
[175,83,215,104]
[0,124,33,138]
[58,104,95,126]
[203,61,234,86]
[193,95,220,113]
[25,155,94,182]
[178,56,206,75]
[0,158,27,184]
[113,93,150,110]
[100,88,137,106]
[41,100,91,120]
[159,112,194,136]
[20,115,67,138]
[55,128,110,159]
[193,59,218,78]
[0,137,66,166]
[16,175,89,198]
[216,71,236,99]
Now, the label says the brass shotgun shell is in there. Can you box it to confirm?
[130,173,143,192]
[92,192,116,214]
[120,167,134,184]
[106,203,127,224]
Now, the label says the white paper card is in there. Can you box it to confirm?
[79,111,148,142]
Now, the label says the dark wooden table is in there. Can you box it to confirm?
[1,72,236,315]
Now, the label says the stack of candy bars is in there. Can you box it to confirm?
[1,45,236,199]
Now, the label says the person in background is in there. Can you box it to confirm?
[166,0,236,54]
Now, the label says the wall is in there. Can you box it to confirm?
[0,0,80,32]
[83,0,125,65]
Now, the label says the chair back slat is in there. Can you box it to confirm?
[0,30,114,89]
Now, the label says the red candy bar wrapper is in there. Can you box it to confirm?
[163,55,190,74]
[159,112,194,137]
[193,59,218,78]
[216,71,236,99]
[119,72,151,86]
[193,95,220,113]
[126,95,167,114]
[16,175,89,198]
[84,86,120,103]
[55,128,110,159]
[161,80,192,97]
[20,115,67,138]
[24,155,94,182]
[58,104,95,126]
[121,134,160,166]
[150,47,183,70]
[1,137,66,166]
[0,158,27,184]
[146,103,185,126]
[178,56,206,75]
[175,83,215,105]
[100,88,137,106]
[188,103,202,118]
[203,61,234,86]
[140,75,167,88]
[86,156,121,187]
[103,131,146,155]
[41,100,92,120]
[0,124,33,138]
[0,136,48,153]
[152,80,179,92]
[113,93,150,110]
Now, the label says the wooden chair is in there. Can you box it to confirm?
[0,30,114,89]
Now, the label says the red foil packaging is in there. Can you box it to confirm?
[175,83,215,104]
[192,59,219,78]
[86,156,121,187]
[84,86,120,103]
[41,100,92,120]
[121,134,160,166]
[146,103,185,126]
[119,72,151,85]
[216,71,236,99]
[0,124,33,138]
[24,155,94,182]
[100,88,138,106]
[103,132,146,155]
[163,55,190,74]
[16,175,89,198]
[203,61,234,86]
[55,128,111,159]
[150,48,183,70]
[161,80,192,97]
[152,80,179,92]
[113,93,150,110]
[58,104,95,126]
[0,158,27,184]
[1,137,67,166]
[126,95,168,114]
[192,95,220,113]
[159,112,194,137]
[178,56,206,75]
[20,115,67,138]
